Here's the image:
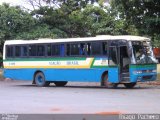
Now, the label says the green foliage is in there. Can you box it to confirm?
[152,34,160,47]
[0,0,160,59]
[0,3,36,40]
[110,0,160,46]
[0,4,33,59]
[32,3,130,37]
[15,24,55,39]
[0,3,59,62]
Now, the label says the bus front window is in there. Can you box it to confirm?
[131,41,157,64]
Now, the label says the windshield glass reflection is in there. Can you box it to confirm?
[131,41,157,64]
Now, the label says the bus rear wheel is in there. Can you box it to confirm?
[54,81,68,87]
[124,83,136,89]
[101,74,117,88]
[34,72,50,87]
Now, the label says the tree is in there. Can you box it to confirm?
[0,3,34,60]
[0,3,56,62]
[0,3,36,40]
[110,0,160,46]
[31,0,131,37]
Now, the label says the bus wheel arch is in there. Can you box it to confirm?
[101,71,108,86]
[54,81,68,87]
[124,83,136,89]
[101,71,118,88]
[33,70,41,84]
[34,71,50,87]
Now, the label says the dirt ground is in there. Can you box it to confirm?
[0,80,160,114]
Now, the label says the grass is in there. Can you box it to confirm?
[157,75,160,81]
[0,69,4,80]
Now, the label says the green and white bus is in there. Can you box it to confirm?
[3,35,158,88]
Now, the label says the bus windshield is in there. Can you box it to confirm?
[131,41,157,64]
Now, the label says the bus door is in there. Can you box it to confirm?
[119,46,130,82]
[108,46,119,83]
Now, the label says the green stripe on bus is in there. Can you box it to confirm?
[91,66,107,68]
[4,57,87,62]
[130,64,156,68]
[91,65,118,68]
[108,65,118,68]
[90,59,95,68]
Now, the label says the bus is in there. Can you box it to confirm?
[3,35,158,88]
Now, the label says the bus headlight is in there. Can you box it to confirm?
[152,70,157,73]
[133,70,142,74]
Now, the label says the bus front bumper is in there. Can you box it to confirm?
[130,64,157,83]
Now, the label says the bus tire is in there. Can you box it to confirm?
[34,72,50,87]
[54,81,68,87]
[101,74,118,88]
[124,83,136,89]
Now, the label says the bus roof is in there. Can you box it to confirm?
[4,35,150,45]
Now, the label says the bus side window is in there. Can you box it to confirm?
[109,47,118,65]
[47,45,51,56]
[52,44,60,56]
[21,46,28,57]
[86,43,91,55]
[6,46,14,58]
[102,42,108,55]
[29,45,37,56]
[37,45,45,56]
[70,43,79,56]
[66,44,70,56]
[15,46,21,57]
[60,44,65,56]
[79,43,85,55]
[91,42,101,55]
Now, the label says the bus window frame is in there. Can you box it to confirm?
[7,44,29,58]
[37,44,45,57]
[29,44,37,57]
[67,42,87,57]
[65,41,108,57]
[51,43,61,57]
[69,43,80,56]
[46,43,66,58]
[108,46,118,66]
[6,45,15,59]
[46,44,52,57]
[90,41,103,56]
[5,40,109,59]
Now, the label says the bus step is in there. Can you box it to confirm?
[121,72,129,77]
[121,77,130,81]
[121,72,130,82]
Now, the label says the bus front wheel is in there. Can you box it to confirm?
[34,72,50,87]
[101,74,117,88]
[124,83,136,89]
[54,81,68,87]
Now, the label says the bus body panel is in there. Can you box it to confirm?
[45,69,98,82]
[4,69,35,81]
[3,62,157,83]
[3,68,119,83]
[130,64,157,82]
[108,67,119,83]
[3,57,120,82]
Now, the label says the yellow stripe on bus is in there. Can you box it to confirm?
[4,58,94,69]
[4,65,93,69]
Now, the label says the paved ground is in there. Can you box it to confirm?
[0,80,160,114]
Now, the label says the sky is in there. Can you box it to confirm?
[0,0,32,9]
[0,0,110,10]
[0,0,22,5]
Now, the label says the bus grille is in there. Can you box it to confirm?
[142,76,153,80]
